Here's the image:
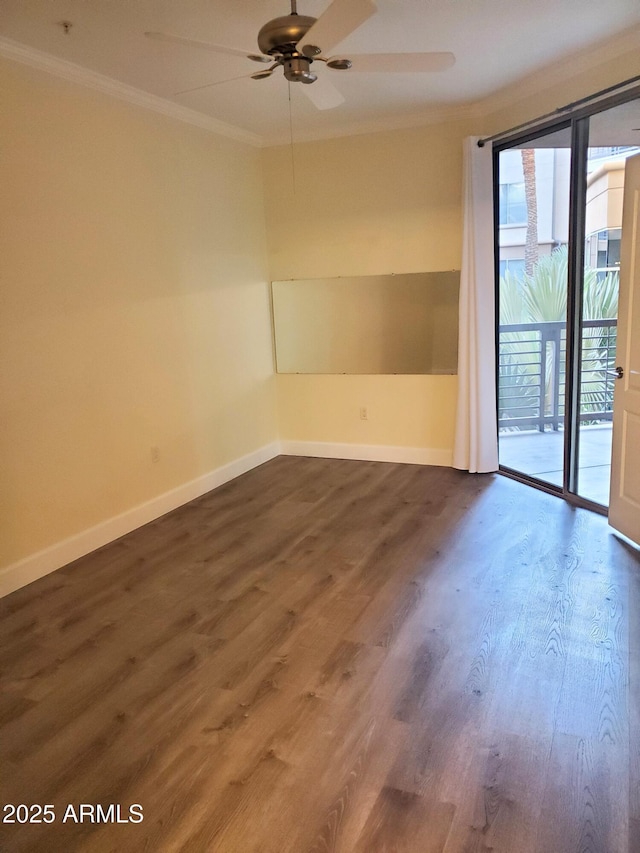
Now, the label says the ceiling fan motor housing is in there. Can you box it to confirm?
[257,14,316,55]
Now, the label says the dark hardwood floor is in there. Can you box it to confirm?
[1,456,638,852]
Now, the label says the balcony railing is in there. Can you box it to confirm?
[498,318,617,431]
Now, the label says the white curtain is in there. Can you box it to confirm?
[453,136,499,473]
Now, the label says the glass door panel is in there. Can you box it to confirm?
[497,125,573,488]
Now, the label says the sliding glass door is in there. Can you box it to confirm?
[495,93,639,510]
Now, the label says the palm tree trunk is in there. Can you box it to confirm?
[521,148,538,276]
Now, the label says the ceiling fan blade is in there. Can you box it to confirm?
[174,73,261,97]
[339,52,456,72]
[299,0,377,57]
[299,76,345,110]
[145,31,270,63]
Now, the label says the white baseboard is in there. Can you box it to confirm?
[280,440,453,468]
[1,439,452,598]
[0,442,280,599]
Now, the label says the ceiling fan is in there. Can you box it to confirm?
[145,0,455,110]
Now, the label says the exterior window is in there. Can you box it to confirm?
[499,182,526,225]
[588,145,638,161]
[585,227,622,277]
[499,258,526,280]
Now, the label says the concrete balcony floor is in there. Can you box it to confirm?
[498,423,613,507]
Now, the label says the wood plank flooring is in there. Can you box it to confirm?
[0,455,638,852]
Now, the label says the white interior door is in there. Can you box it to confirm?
[609,152,640,544]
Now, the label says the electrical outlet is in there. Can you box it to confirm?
[360,407,368,420]
[151,446,160,463]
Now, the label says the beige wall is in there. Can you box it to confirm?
[0,59,277,573]
[277,374,457,456]
[262,121,471,459]
[264,124,470,278]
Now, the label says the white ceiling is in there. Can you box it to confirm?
[1,0,639,146]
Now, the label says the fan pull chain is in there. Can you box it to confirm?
[288,82,297,201]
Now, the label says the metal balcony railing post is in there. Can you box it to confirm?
[539,326,548,432]
[552,325,562,430]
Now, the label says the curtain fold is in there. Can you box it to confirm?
[453,137,499,473]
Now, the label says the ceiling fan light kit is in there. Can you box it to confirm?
[146,0,455,108]
[282,56,317,84]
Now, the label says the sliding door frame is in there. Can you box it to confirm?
[564,117,589,498]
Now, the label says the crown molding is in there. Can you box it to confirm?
[259,27,640,146]
[474,24,640,122]
[0,34,473,148]
[2,24,638,150]
[265,101,475,147]
[0,36,264,148]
